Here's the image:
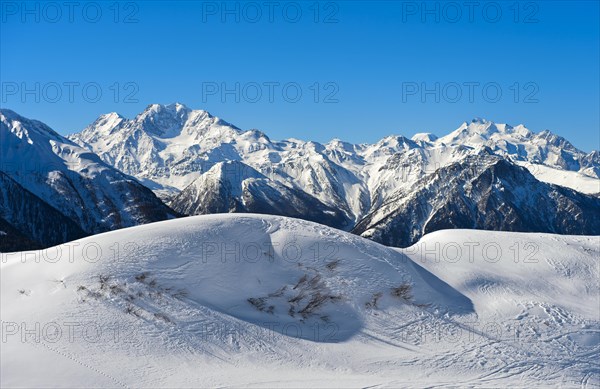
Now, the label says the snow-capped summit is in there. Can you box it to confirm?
[166,101,191,112]
[68,104,245,197]
[470,116,487,123]
[437,119,503,144]
[410,132,438,143]
[433,120,598,177]
[132,103,193,137]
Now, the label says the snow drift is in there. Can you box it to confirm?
[1,214,598,387]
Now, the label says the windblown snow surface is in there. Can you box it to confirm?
[1,214,598,388]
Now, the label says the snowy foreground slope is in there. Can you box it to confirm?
[1,214,598,388]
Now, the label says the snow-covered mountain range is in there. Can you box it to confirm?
[68,103,599,245]
[70,104,600,201]
[1,104,598,251]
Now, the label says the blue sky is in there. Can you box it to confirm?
[1,0,598,151]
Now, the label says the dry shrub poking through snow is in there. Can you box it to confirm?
[391,283,413,301]
[125,303,142,317]
[154,312,172,323]
[247,297,267,311]
[172,289,189,299]
[298,292,341,318]
[268,286,287,297]
[135,272,148,283]
[365,292,383,309]
[326,260,340,271]
[293,274,308,290]
[98,274,110,290]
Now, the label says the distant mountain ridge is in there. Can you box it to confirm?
[68,103,599,246]
[1,105,598,251]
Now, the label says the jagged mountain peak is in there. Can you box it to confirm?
[170,159,349,228]
[354,151,600,247]
[241,128,271,142]
[1,109,89,168]
[131,104,243,139]
[88,112,126,133]
[326,138,356,152]
[381,134,414,143]
[410,132,438,143]
[133,103,193,137]
[470,117,491,124]
[79,103,231,140]
[166,102,191,112]
[535,129,577,150]
[450,119,500,139]
[140,102,192,116]
[437,119,538,147]
[99,111,125,120]
[176,160,261,202]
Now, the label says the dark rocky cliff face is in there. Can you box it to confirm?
[353,156,600,247]
[0,172,86,251]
